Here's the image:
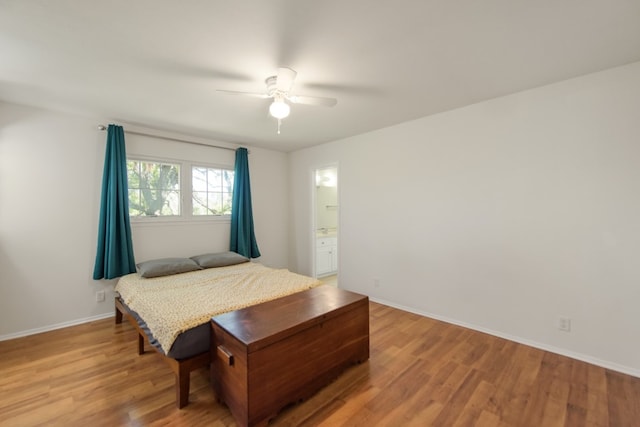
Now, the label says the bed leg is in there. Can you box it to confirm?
[115,302,123,324]
[176,370,190,408]
[138,333,145,355]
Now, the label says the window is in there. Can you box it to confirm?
[192,166,234,216]
[127,160,181,217]
[126,158,234,220]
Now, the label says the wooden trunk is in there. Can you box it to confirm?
[210,285,369,427]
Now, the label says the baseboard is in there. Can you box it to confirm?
[0,312,114,342]
[369,296,640,379]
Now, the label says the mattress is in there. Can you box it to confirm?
[115,262,321,359]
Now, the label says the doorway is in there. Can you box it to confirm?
[314,165,338,286]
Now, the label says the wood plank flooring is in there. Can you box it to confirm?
[1,302,639,426]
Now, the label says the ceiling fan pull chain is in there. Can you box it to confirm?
[277,118,282,134]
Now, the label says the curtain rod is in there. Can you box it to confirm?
[97,125,239,152]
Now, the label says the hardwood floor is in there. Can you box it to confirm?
[319,274,338,287]
[1,302,638,426]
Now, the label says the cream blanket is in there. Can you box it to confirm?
[115,262,321,354]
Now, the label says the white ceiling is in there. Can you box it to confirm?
[1,1,639,152]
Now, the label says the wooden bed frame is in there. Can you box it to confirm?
[115,285,369,416]
[115,297,210,408]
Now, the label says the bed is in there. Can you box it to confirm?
[114,252,321,408]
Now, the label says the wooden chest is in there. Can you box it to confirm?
[210,285,369,427]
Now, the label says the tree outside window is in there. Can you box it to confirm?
[127,160,180,216]
[192,166,234,215]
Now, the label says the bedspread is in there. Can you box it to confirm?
[115,262,321,353]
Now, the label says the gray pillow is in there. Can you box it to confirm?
[190,251,249,269]
[136,257,202,278]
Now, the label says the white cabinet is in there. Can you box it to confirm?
[316,237,338,277]
[316,246,333,276]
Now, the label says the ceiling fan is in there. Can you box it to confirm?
[216,67,337,134]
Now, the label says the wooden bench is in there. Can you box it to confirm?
[210,285,369,427]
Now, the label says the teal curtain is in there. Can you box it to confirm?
[230,148,261,258]
[92,124,136,279]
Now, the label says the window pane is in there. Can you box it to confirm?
[159,164,180,190]
[192,166,234,216]
[127,159,180,217]
[139,163,154,188]
[221,193,232,215]
[128,189,143,216]
[208,193,222,215]
[162,191,180,215]
[192,167,207,192]
[208,169,222,192]
[192,191,207,215]
[223,170,234,194]
[127,161,140,187]
[143,190,161,216]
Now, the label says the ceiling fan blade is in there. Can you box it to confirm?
[216,89,270,99]
[289,95,337,107]
[276,67,297,92]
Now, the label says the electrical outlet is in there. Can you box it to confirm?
[96,290,105,302]
[557,316,571,332]
[373,278,380,288]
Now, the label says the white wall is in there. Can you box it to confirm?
[289,61,640,376]
[0,101,288,338]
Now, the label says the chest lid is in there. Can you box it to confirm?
[211,285,368,353]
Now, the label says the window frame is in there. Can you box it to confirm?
[127,157,182,219]
[191,163,235,217]
[127,155,234,225]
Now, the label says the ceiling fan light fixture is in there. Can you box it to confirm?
[217,67,337,132]
[269,99,290,119]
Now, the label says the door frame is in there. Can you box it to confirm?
[311,163,339,280]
